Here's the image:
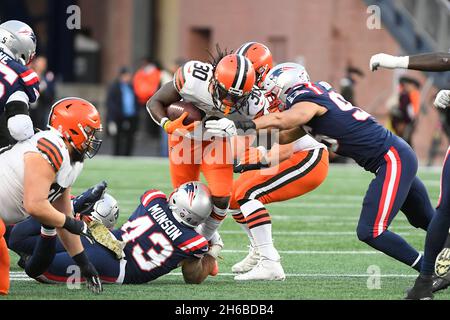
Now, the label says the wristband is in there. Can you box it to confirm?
[160,117,170,129]
[395,56,409,69]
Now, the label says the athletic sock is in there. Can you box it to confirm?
[197,205,227,240]
[25,225,57,278]
[365,230,422,271]
[421,207,450,275]
[229,208,255,247]
[240,199,279,261]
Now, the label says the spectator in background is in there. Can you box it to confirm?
[390,76,421,147]
[340,65,364,105]
[106,67,139,156]
[133,57,162,138]
[29,56,56,130]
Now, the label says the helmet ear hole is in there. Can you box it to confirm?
[70,129,78,135]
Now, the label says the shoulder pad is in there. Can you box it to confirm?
[141,189,167,207]
[35,130,67,173]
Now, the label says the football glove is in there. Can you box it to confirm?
[205,118,237,138]
[207,231,224,260]
[72,251,103,294]
[434,90,450,109]
[369,53,409,71]
[72,181,107,216]
[234,146,270,173]
[162,112,197,135]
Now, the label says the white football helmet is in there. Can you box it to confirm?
[263,62,310,106]
[169,181,213,228]
[0,20,36,65]
[90,193,119,230]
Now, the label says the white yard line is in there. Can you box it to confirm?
[9,271,416,280]
[219,230,422,236]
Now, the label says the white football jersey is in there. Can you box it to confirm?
[173,60,269,140]
[0,128,83,225]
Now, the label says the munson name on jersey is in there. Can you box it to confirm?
[146,203,183,241]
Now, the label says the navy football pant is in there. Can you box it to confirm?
[357,141,434,271]
[8,217,122,284]
[421,147,450,275]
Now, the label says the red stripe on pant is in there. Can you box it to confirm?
[373,147,401,237]
[40,272,117,284]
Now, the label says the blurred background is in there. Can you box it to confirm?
[1,0,449,164]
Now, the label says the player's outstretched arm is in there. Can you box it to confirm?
[181,255,218,284]
[370,52,450,72]
[253,102,324,131]
[205,102,323,138]
[146,81,182,127]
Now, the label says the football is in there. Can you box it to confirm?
[167,101,204,125]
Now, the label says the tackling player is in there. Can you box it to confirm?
[0,97,110,295]
[370,51,450,299]
[147,52,269,244]
[10,182,221,285]
[0,20,40,147]
[206,63,435,279]
[229,43,329,281]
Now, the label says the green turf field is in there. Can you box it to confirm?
[4,157,450,300]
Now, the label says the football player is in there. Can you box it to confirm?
[0,20,40,147]
[229,44,329,280]
[10,182,221,285]
[0,97,110,295]
[147,52,269,244]
[370,51,450,299]
[235,42,273,89]
[206,63,435,280]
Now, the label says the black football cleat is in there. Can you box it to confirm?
[405,275,433,300]
[432,275,450,293]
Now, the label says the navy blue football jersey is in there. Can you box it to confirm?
[286,81,395,172]
[0,51,40,112]
[114,189,209,284]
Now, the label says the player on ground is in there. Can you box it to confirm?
[229,44,329,280]
[147,52,269,243]
[0,20,40,147]
[370,51,450,299]
[0,97,110,295]
[206,63,435,278]
[9,182,221,285]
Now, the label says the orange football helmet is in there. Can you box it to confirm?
[49,97,102,158]
[211,54,256,114]
[236,42,273,88]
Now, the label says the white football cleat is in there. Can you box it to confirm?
[234,258,286,281]
[231,245,260,273]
